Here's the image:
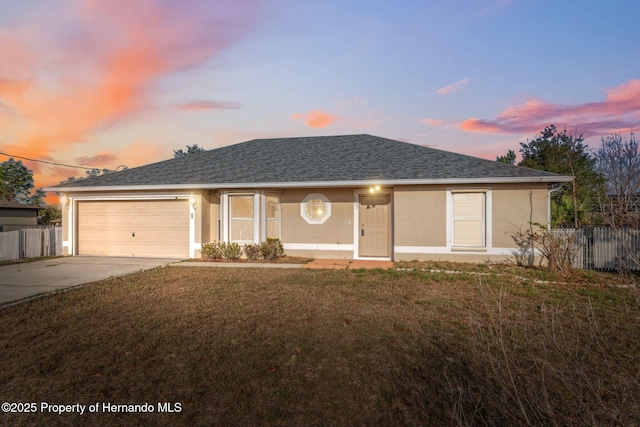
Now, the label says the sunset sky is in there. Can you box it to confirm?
[1,0,639,202]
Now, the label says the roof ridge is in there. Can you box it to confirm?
[249,133,370,142]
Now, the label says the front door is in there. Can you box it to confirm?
[359,194,390,257]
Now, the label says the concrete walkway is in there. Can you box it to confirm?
[0,256,179,306]
[172,259,394,270]
[302,259,394,269]
[173,261,304,268]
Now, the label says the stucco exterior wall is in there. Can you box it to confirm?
[61,202,70,255]
[491,183,548,247]
[284,249,353,259]
[281,188,354,245]
[207,191,220,242]
[393,183,549,262]
[394,185,447,247]
[193,192,204,246]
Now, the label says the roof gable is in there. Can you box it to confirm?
[48,134,569,190]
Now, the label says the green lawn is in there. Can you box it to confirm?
[1,264,638,426]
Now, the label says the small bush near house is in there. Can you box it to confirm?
[260,238,285,261]
[513,223,578,272]
[200,242,223,260]
[221,242,242,260]
[202,240,284,262]
[244,244,262,262]
[201,241,242,260]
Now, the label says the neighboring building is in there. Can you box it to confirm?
[0,200,40,232]
[45,134,571,261]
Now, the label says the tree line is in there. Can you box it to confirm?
[497,125,639,229]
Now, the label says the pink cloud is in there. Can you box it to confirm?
[422,118,443,126]
[178,100,242,111]
[0,78,31,100]
[75,152,118,167]
[460,118,506,133]
[0,0,257,190]
[457,79,640,135]
[436,78,469,95]
[0,29,34,89]
[291,110,341,128]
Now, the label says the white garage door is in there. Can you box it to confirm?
[77,200,189,258]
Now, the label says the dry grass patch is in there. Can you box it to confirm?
[1,266,639,426]
[395,260,638,286]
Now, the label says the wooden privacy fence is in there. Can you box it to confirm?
[552,228,640,271]
[0,227,63,261]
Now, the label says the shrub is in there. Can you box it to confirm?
[203,240,281,262]
[244,244,262,262]
[260,238,285,262]
[512,223,579,272]
[222,242,242,260]
[200,242,223,260]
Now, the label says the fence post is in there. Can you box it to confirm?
[586,228,592,270]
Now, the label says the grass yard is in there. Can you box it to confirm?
[1,263,639,426]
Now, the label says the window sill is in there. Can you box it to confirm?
[451,247,487,253]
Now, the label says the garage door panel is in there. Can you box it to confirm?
[77,200,189,258]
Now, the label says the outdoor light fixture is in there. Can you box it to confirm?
[369,185,381,193]
[59,193,68,209]
[190,196,197,208]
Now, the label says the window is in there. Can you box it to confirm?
[266,195,280,239]
[452,192,485,247]
[229,196,254,242]
[305,198,325,219]
[301,193,331,224]
[223,193,281,243]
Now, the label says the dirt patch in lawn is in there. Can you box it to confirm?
[1,266,639,426]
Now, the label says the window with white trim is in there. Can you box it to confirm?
[452,191,485,247]
[223,193,281,243]
[301,193,331,224]
[229,195,254,243]
[266,195,280,239]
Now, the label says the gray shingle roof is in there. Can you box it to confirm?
[0,200,41,209]
[49,134,568,189]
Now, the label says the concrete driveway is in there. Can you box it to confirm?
[0,256,180,305]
